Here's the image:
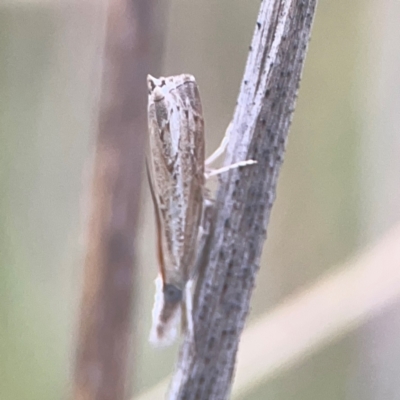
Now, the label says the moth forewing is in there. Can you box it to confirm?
[147,74,205,346]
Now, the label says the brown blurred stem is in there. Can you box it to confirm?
[168,1,317,399]
[72,1,165,400]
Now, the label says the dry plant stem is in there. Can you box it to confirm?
[168,1,317,399]
[72,1,161,399]
[134,223,400,400]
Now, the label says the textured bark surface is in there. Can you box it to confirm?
[72,1,162,400]
[168,1,317,399]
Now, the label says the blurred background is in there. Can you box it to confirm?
[1,0,400,399]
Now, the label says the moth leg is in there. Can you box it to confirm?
[190,195,214,279]
[205,122,257,178]
[205,159,257,179]
[199,196,214,237]
[205,123,232,166]
[182,280,194,340]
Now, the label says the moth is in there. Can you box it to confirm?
[147,74,256,346]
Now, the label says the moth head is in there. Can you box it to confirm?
[147,74,198,101]
[147,75,165,101]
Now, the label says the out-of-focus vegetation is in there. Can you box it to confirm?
[1,1,400,400]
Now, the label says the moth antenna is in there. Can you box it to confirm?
[146,159,166,284]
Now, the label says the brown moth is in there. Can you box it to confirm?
[147,74,205,345]
[147,74,256,346]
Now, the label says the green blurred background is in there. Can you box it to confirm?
[1,1,400,399]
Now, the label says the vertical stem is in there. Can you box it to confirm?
[72,1,163,399]
[168,1,317,399]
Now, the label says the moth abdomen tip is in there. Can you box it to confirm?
[149,276,182,347]
[150,303,182,347]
